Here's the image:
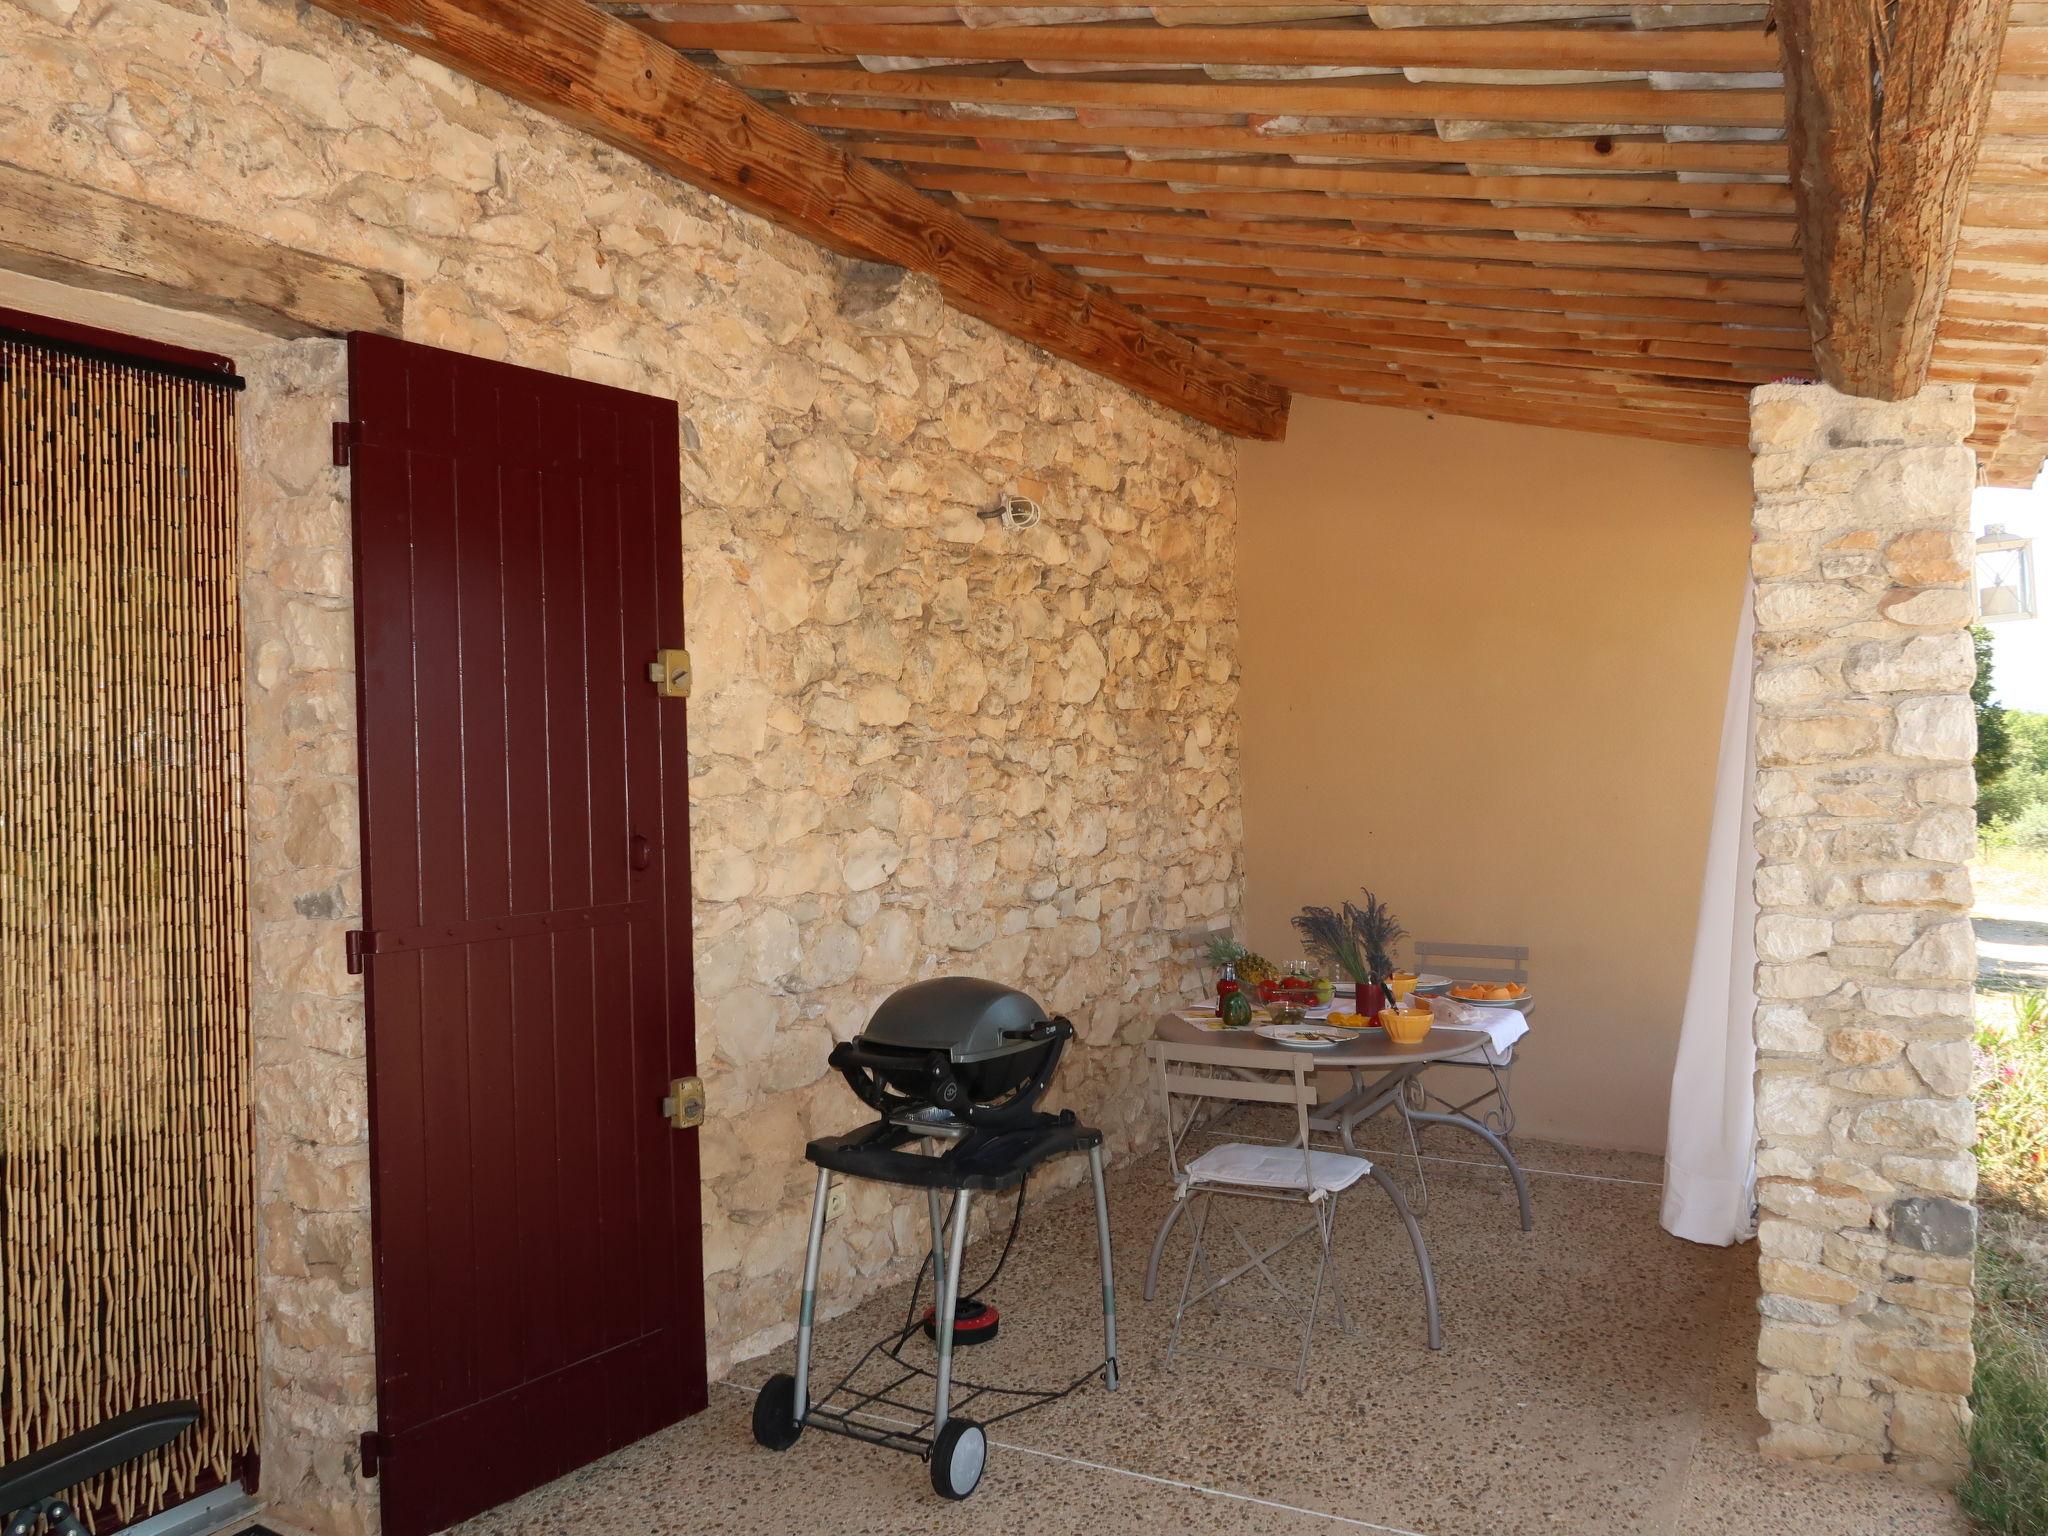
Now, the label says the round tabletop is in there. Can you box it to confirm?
[1153,1010,1502,1069]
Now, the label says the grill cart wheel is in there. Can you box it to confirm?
[751,1374,803,1452]
[929,1418,986,1500]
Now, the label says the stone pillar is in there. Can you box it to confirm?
[1747,381,1979,1483]
[240,341,379,1536]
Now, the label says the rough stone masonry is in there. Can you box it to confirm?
[5,3,1243,1532]
[1747,381,1980,1483]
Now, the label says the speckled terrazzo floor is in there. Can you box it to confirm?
[447,1124,1968,1536]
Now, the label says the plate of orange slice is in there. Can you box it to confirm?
[1447,982,1532,1012]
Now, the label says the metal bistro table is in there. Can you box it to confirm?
[1143,1012,1536,1341]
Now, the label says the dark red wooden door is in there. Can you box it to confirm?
[345,333,703,1536]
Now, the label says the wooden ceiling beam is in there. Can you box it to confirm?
[1298,393,1748,449]
[646,20,1783,73]
[909,170,1798,245]
[1277,384,1753,433]
[303,0,1287,438]
[1275,373,1750,422]
[785,106,1792,174]
[1775,0,2011,399]
[731,65,1787,128]
[1316,378,1752,418]
[862,142,1796,213]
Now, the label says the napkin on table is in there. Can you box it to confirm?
[1423,995,1529,1062]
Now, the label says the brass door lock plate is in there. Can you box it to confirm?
[647,649,691,699]
[663,1076,706,1129]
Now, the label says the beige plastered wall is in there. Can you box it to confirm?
[1237,397,1751,1152]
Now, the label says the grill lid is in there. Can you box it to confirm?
[862,977,1049,1065]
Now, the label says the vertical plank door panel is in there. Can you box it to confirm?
[347,334,703,1536]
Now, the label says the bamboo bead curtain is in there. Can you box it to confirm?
[1,334,259,1523]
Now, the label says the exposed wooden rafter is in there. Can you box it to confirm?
[1773,0,2011,399]
[305,0,1289,438]
[639,20,1784,73]
[287,0,2048,480]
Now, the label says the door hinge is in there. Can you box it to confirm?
[647,649,691,699]
[662,1076,706,1129]
[359,1430,382,1479]
[344,929,366,975]
[332,420,358,467]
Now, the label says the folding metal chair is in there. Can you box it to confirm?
[1148,1040,1375,1394]
[1408,940,1528,1136]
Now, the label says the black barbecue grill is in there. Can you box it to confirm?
[751,976,1119,1501]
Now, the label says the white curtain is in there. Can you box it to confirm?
[1660,585,1759,1247]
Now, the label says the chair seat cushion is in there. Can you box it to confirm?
[1185,1142,1371,1196]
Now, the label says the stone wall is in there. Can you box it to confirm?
[239,340,374,1536]
[6,4,1242,1532]
[1747,381,1979,1483]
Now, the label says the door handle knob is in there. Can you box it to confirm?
[630,833,653,872]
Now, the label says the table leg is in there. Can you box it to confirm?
[1368,1162,1443,1351]
[1402,1103,1535,1232]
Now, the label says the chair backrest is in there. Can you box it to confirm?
[1145,1039,1319,1189]
[1412,939,1529,986]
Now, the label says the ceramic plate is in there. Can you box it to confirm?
[1445,989,1533,1011]
[1255,1023,1348,1048]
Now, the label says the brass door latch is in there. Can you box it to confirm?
[647,649,691,699]
[663,1076,706,1129]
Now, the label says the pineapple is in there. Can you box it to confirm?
[1203,935,1247,971]
[1202,934,1275,984]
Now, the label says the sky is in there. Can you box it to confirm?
[1976,482,2048,715]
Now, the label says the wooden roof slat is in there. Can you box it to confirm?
[908,167,1797,241]
[859,141,1796,210]
[984,205,1806,273]
[1198,331,1796,384]
[1119,289,1808,339]
[1027,226,1805,297]
[783,104,1793,170]
[412,3,2048,477]
[1146,299,1818,354]
[731,63,1789,125]
[1166,325,1814,374]
[643,20,1785,72]
[307,0,1287,436]
[1068,261,1809,321]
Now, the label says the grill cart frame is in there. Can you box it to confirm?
[752,1111,1119,1501]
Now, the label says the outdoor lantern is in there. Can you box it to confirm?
[1977,524,2037,622]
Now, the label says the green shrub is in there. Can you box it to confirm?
[1976,992,2048,1212]
[2001,801,2048,852]
[1961,1221,2048,1536]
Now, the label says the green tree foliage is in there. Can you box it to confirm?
[1985,714,2048,842]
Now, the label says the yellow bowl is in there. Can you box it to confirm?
[1379,1007,1433,1044]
